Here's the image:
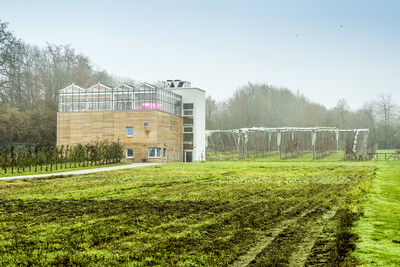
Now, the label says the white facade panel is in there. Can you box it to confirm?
[166,87,206,162]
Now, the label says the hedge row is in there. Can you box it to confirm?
[0,141,123,174]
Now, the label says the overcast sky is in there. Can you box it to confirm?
[2,0,400,110]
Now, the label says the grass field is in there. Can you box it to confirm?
[0,159,397,266]
[352,161,400,266]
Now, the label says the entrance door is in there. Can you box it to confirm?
[184,150,193,162]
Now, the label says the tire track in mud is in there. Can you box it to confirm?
[143,183,343,264]
[115,183,345,263]
[149,188,294,233]
[288,206,339,266]
[230,184,344,267]
[230,205,318,267]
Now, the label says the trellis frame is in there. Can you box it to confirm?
[206,127,369,160]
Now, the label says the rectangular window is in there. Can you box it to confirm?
[148,148,156,158]
[148,147,161,158]
[184,143,194,149]
[183,117,194,125]
[163,148,167,158]
[144,122,149,127]
[126,148,134,158]
[183,110,193,116]
[183,103,194,109]
[126,127,134,137]
[184,127,193,133]
[183,133,194,142]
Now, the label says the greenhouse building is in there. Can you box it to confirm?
[57,80,205,163]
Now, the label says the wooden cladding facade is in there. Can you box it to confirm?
[57,110,183,163]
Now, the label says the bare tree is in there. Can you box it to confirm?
[0,20,18,102]
[0,21,127,144]
[206,95,218,129]
[356,102,377,148]
[334,98,350,128]
[377,92,397,148]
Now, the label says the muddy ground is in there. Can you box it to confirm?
[0,162,374,266]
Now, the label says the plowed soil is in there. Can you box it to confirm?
[0,161,374,266]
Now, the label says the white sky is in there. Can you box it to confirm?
[2,0,400,110]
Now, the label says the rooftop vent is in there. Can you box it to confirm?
[164,80,191,88]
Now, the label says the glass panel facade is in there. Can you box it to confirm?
[58,83,182,116]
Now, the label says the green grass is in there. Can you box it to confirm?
[352,161,400,266]
[0,160,377,266]
[0,162,129,178]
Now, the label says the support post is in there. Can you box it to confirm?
[268,133,271,151]
[336,131,339,151]
[311,131,317,160]
[277,131,281,159]
[312,145,315,160]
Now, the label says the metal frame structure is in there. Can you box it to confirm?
[206,127,369,160]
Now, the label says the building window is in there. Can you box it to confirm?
[183,110,193,116]
[148,147,161,158]
[184,143,194,149]
[126,127,134,137]
[183,103,194,126]
[184,127,193,133]
[163,148,167,158]
[183,117,194,125]
[144,122,149,127]
[183,133,194,142]
[183,103,194,109]
[126,148,134,158]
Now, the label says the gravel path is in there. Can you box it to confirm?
[0,163,163,181]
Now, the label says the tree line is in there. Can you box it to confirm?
[0,141,123,174]
[206,83,399,149]
[0,20,136,145]
[1,20,398,150]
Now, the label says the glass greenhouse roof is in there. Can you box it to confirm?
[58,83,182,116]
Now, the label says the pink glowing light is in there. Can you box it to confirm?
[140,102,164,110]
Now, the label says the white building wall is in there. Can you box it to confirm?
[166,87,206,161]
